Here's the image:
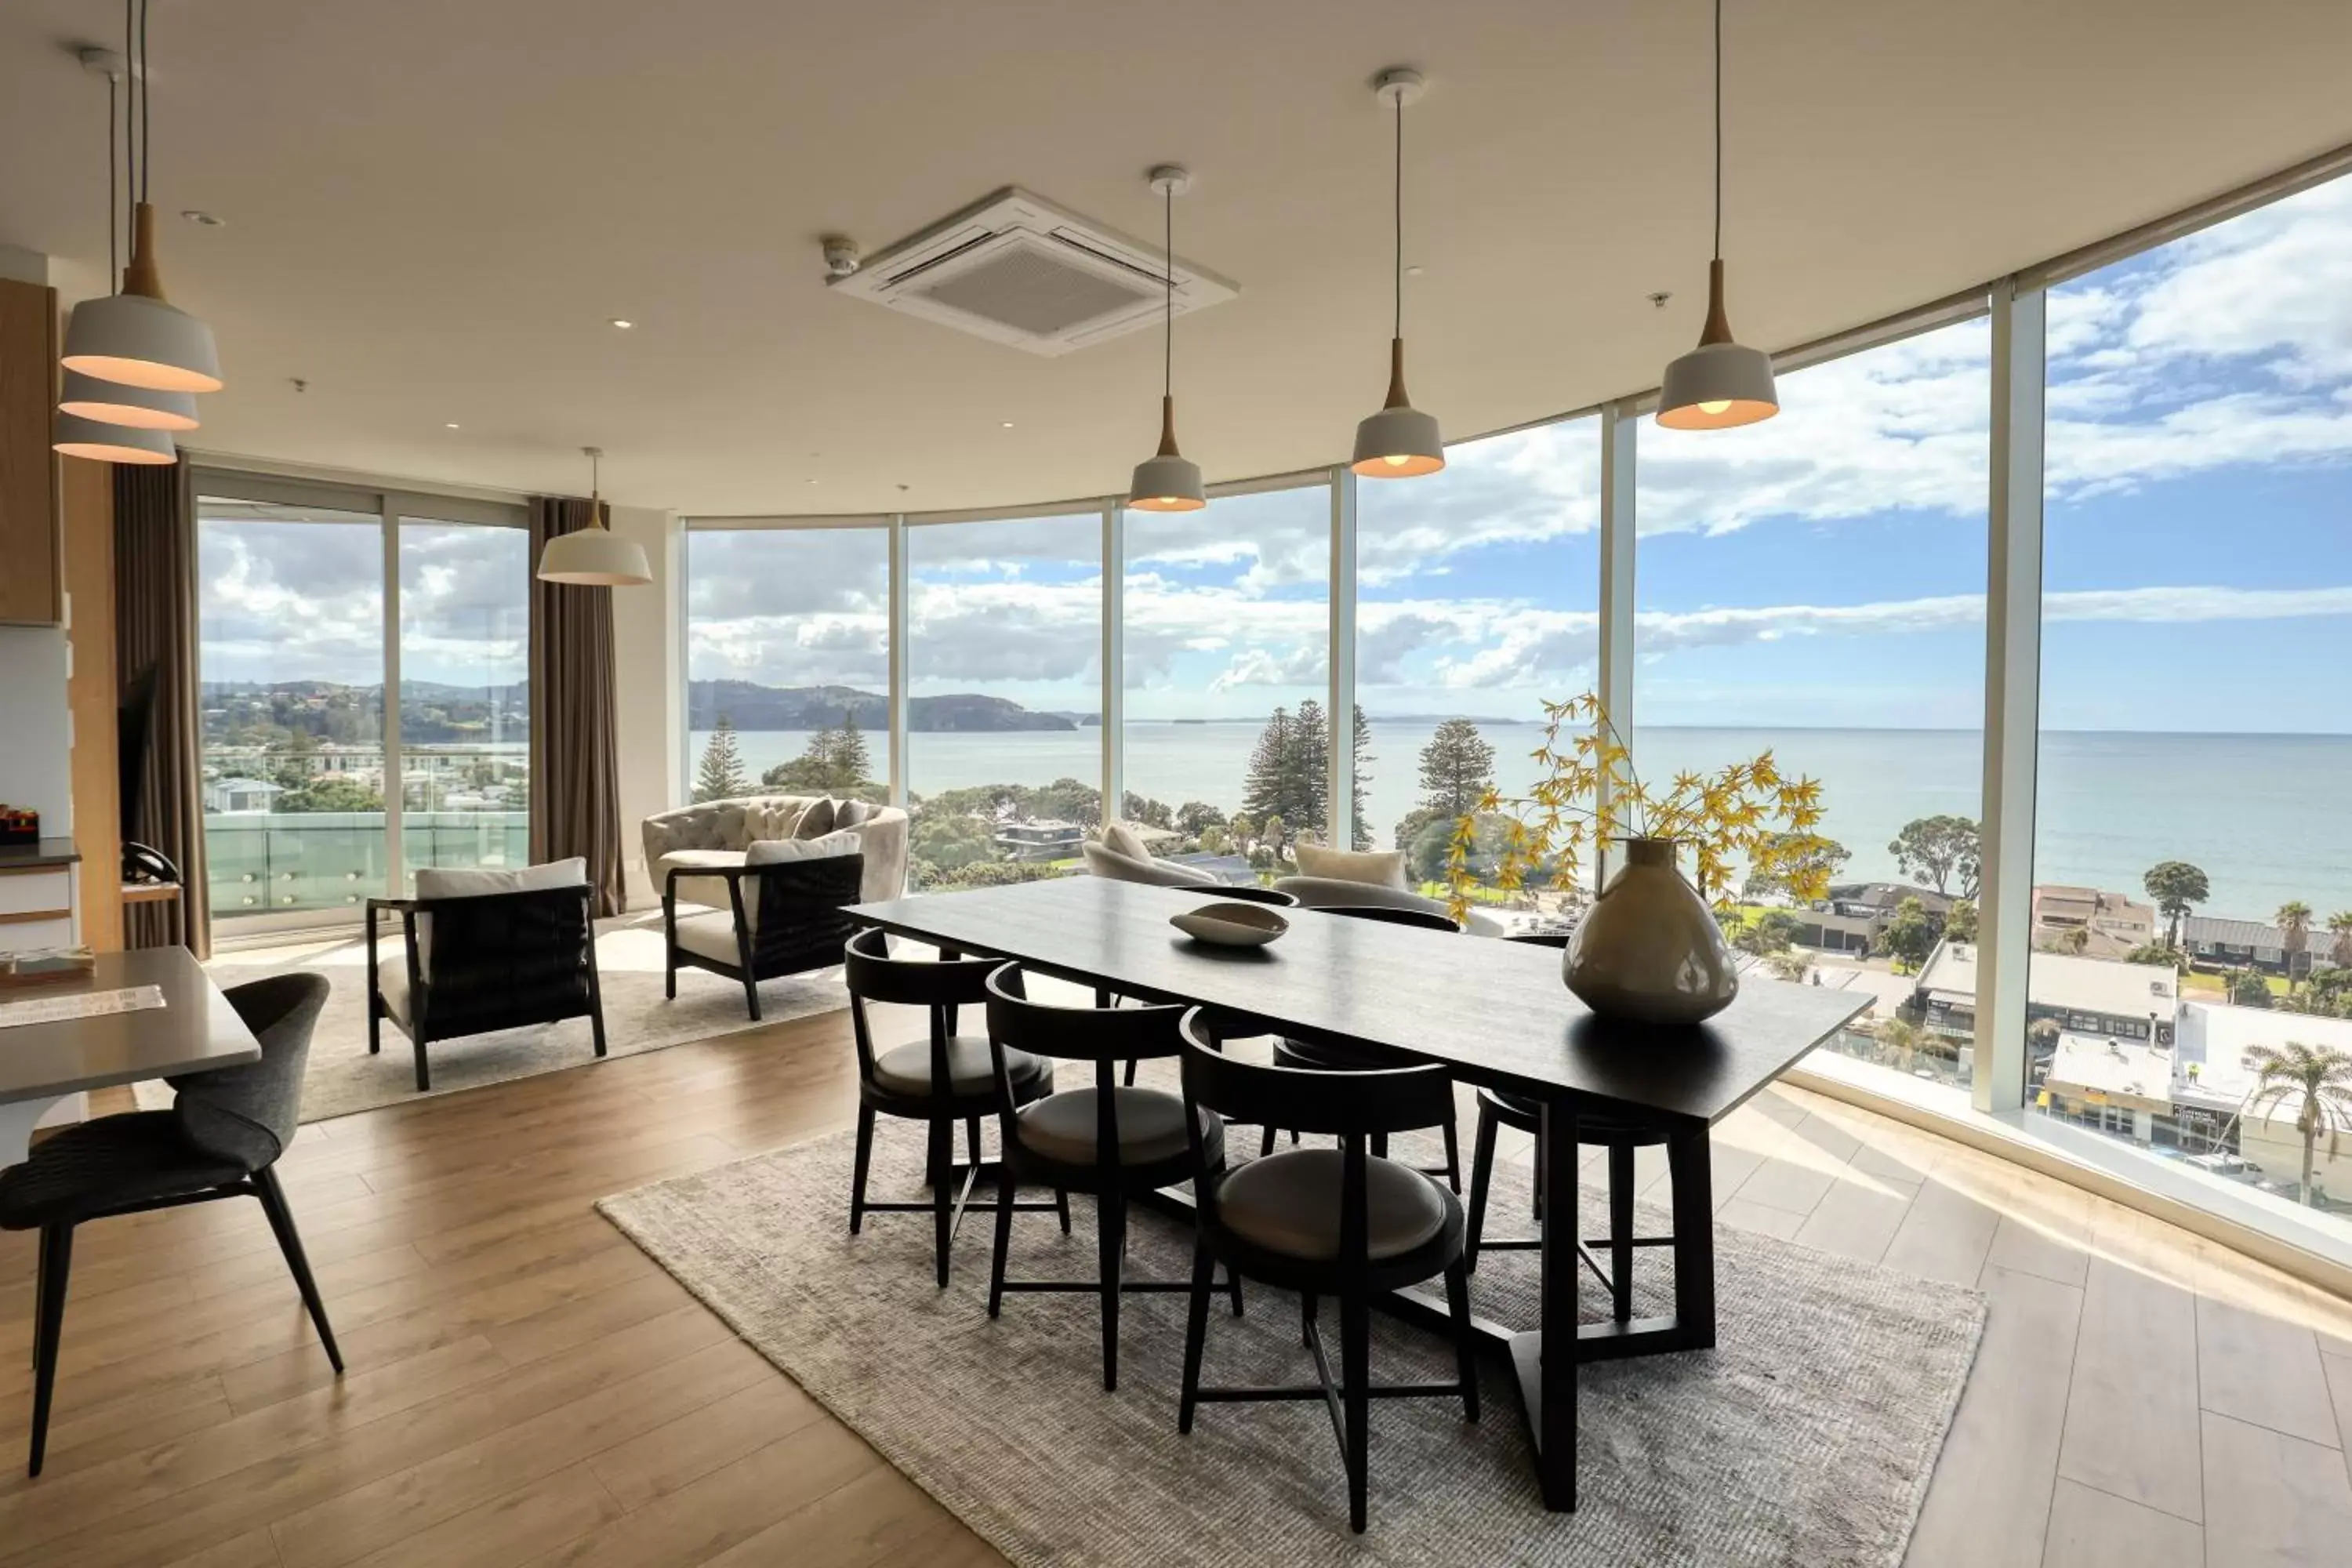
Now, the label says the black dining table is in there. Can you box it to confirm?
[848,876,1870,1512]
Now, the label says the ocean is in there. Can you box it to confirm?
[691,723,2352,923]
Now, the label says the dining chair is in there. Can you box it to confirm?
[1115,884,1299,1086]
[1174,1013,1479,1534]
[981,964,1242,1391]
[842,928,1067,1286]
[1460,930,1696,1328]
[0,972,339,1478]
[1260,902,1465,1190]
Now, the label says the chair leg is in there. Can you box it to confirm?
[589,998,608,1060]
[1121,1058,1138,1088]
[1440,1112,1462,1193]
[848,1104,876,1235]
[366,1000,381,1055]
[1259,1123,1277,1160]
[253,1167,343,1374]
[741,971,762,1022]
[1341,1287,1371,1534]
[664,944,677,1000]
[1443,1257,1480,1424]
[1097,1189,1127,1392]
[964,1116,982,1167]
[987,1163,1018,1319]
[1465,1100,1499,1274]
[1531,1129,1546,1222]
[927,1119,954,1289]
[1054,1185,1071,1236]
[1300,1290,1317,1348]
[412,1033,431,1094]
[1608,1142,1635,1323]
[1178,1237,1216,1434]
[1226,1258,1244,1318]
[27,1222,71,1478]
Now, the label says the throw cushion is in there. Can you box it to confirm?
[834,798,871,829]
[412,858,588,970]
[1292,843,1410,890]
[794,797,839,839]
[1101,820,1152,863]
[738,831,862,930]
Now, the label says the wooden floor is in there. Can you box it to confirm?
[4,1003,2351,1568]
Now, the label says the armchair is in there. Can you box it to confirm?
[366,858,606,1092]
[664,833,866,1020]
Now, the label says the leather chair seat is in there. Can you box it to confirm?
[1015,1087,1221,1167]
[872,1036,1052,1100]
[1275,1036,1382,1073]
[0,1112,248,1231]
[1214,1147,1448,1263]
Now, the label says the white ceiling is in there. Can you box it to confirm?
[3,0,2349,517]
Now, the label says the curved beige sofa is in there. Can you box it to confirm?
[641,795,909,907]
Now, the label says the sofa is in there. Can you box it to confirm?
[1275,841,1506,936]
[641,794,909,908]
[1081,821,1218,887]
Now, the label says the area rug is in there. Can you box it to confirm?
[599,1113,1984,1566]
[143,913,848,1123]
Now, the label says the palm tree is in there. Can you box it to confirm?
[2275,902,2314,990]
[1878,1018,1921,1074]
[2327,910,2352,971]
[2241,1040,2352,1207]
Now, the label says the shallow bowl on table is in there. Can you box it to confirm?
[1170,902,1289,948]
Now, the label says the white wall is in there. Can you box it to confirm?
[0,624,72,834]
[607,504,681,906]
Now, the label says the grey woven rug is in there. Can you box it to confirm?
[601,1113,1984,1566]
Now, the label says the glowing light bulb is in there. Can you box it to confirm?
[1699,399,1733,416]
[1382,454,1411,467]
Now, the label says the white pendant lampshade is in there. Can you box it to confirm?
[537,446,652,586]
[1349,68,1443,481]
[59,368,198,430]
[53,411,176,465]
[1655,0,1778,432]
[1127,166,1207,514]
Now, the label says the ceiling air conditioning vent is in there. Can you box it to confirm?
[829,187,1238,357]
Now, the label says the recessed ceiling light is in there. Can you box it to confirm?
[1000,420,1014,429]
[608,318,635,330]
[445,422,461,430]
[181,209,226,227]
[805,478,819,486]
[1405,264,1425,277]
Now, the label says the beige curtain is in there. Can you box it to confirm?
[114,458,210,956]
[528,496,626,916]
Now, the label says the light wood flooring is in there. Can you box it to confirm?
[3,1002,2350,1568]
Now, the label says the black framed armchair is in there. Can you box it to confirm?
[665,837,865,1020]
[366,858,607,1092]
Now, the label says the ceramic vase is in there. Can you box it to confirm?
[1563,836,1739,1025]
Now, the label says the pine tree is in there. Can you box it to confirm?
[1416,718,1497,819]
[1351,704,1375,851]
[695,715,749,802]
[1242,707,1294,824]
[1289,699,1330,840]
[830,708,873,789]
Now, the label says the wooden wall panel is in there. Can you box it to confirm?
[63,449,122,950]
[0,277,61,626]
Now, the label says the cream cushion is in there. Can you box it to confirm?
[1101,821,1152,863]
[793,797,839,838]
[670,909,744,964]
[659,848,745,910]
[410,858,587,971]
[1291,843,1410,891]
[731,832,861,931]
[375,956,412,1025]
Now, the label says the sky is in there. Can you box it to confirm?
[200,173,2352,742]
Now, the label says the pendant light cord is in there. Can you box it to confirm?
[137,0,151,209]
[1162,183,1173,401]
[1392,95,1404,339]
[1712,0,1723,263]
[107,66,118,289]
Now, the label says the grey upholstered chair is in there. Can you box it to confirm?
[0,972,341,1478]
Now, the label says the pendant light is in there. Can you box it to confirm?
[1350,67,1443,480]
[1127,165,1205,513]
[537,446,653,586]
[60,0,223,395]
[53,412,177,465]
[1656,0,1778,431]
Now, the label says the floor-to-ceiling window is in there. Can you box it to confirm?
[196,482,528,931]
[1636,321,1991,1083]
[1123,481,1329,879]
[2031,174,2352,1235]
[683,524,891,807]
[906,511,1102,891]
[1355,418,1602,915]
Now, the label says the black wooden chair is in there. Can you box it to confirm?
[844,928,1067,1286]
[1175,1011,1479,1534]
[981,963,1241,1391]
[1260,902,1465,1191]
[1461,930,1695,1330]
[664,851,865,1021]
[1115,885,1298,1087]
[368,882,606,1092]
[0,973,341,1477]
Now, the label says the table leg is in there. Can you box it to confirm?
[1668,1125,1716,1348]
[1534,1096,1579,1511]
[0,1094,63,1169]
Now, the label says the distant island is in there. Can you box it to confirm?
[688,681,1093,733]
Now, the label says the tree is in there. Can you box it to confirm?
[2125,941,2189,973]
[2277,901,2315,989]
[1766,950,1812,983]
[760,709,876,797]
[829,709,872,788]
[1878,1018,1922,1073]
[1241,708,1296,826]
[2055,927,2090,956]
[2241,1040,2352,1207]
[2230,970,2274,1008]
[1877,896,1940,971]
[1945,898,1979,943]
[694,716,748,803]
[1888,816,1980,898]
[1416,719,1497,822]
[1743,833,1850,900]
[2330,911,2352,971]
[1288,700,1331,841]
[2142,861,2211,946]
[1174,800,1226,837]
[1733,909,1800,956]
[1350,704,1375,851]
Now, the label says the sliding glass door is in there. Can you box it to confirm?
[195,479,529,933]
